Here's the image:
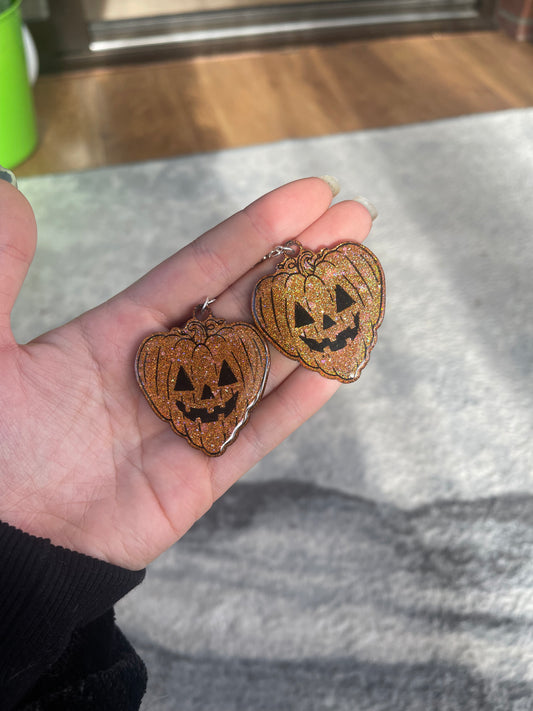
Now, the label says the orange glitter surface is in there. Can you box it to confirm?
[252,241,385,383]
[135,312,270,456]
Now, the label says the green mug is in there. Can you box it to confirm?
[0,0,38,168]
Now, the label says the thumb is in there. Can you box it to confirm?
[0,171,37,346]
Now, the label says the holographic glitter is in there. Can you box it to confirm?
[135,310,270,456]
[252,241,385,383]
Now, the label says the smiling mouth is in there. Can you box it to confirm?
[176,391,238,423]
[300,313,360,353]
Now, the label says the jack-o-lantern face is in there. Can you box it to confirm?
[252,241,385,382]
[136,315,270,455]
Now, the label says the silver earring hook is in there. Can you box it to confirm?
[202,296,216,311]
[193,296,216,320]
[260,241,300,262]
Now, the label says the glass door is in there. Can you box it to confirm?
[24,0,497,71]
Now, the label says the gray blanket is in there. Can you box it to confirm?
[16,108,533,710]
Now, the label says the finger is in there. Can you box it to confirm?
[214,199,374,324]
[0,180,37,346]
[207,199,375,393]
[121,177,337,323]
[209,366,340,499]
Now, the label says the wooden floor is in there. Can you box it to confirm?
[17,30,533,177]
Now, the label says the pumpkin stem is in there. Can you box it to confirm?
[297,248,317,276]
[184,318,209,342]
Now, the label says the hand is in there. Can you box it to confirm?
[0,177,373,569]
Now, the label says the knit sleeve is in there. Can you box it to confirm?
[0,521,147,710]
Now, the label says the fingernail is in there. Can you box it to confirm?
[0,166,18,189]
[353,195,378,221]
[319,175,340,198]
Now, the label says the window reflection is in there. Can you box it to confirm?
[82,0,325,22]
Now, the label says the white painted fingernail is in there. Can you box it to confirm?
[353,195,378,221]
[319,175,340,197]
[0,165,17,189]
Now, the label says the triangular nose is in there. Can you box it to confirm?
[323,314,336,329]
[201,384,214,400]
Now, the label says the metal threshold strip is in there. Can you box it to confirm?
[89,8,478,53]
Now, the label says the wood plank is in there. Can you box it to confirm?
[16,31,533,177]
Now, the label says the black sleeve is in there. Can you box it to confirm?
[0,521,147,710]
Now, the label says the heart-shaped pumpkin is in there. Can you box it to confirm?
[135,314,270,456]
[252,241,385,382]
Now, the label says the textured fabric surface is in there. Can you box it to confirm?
[19,610,147,711]
[15,108,533,710]
[0,522,146,709]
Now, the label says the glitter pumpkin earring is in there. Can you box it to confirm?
[251,240,385,383]
[135,299,270,456]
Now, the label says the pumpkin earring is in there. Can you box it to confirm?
[135,299,270,456]
[251,240,385,383]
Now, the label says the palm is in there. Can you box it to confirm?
[0,178,372,569]
[5,310,212,569]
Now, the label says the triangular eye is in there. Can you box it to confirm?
[335,285,355,312]
[294,302,315,327]
[218,360,238,386]
[174,366,194,391]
